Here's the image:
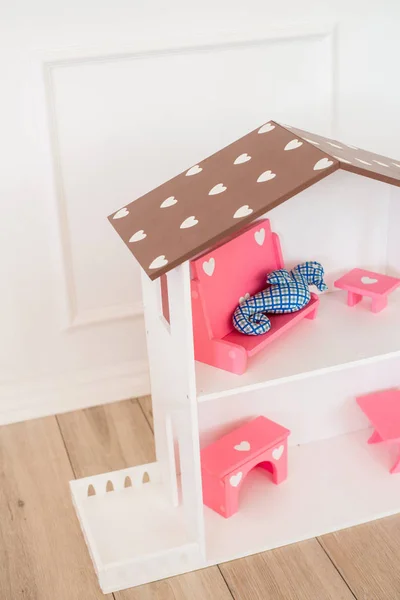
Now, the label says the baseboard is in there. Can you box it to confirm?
[0,361,150,425]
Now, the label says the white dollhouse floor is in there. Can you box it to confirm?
[73,482,190,566]
[204,428,400,565]
[196,290,400,401]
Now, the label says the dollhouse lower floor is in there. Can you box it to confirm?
[70,290,400,593]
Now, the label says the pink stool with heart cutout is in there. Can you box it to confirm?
[201,416,290,518]
[334,268,400,313]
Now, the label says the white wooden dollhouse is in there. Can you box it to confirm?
[70,121,400,593]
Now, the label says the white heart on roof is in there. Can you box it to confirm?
[234,441,250,452]
[361,276,378,285]
[129,230,146,242]
[233,205,253,219]
[313,158,333,171]
[393,163,400,168]
[149,255,168,270]
[258,122,275,134]
[257,170,276,183]
[355,158,372,165]
[234,153,252,164]
[373,160,389,167]
[239,293,250,304]
[284,139,303,151]
[203,257,215,276]
[347,144,358,149]
[327,142,342,149]
[180,216,198,229]
[229,472,243,487]
[272,445,284,460]
[113,208,129,219]
[186,165,202,176]
[254,228,265,246]
[160,196,177,208]
[209,183,227,195]
[304,138,320,145]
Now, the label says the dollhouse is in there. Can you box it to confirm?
[70,121,400,593]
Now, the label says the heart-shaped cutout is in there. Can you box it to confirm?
[233,205,253,219]
[257,170,276,183]
[113,208,129,219]
[284,139,303,151]
[313,158,334,171]
[149,255,168,270]
[361,276,378,285]
[373,160,389,167]
[254,228,265,246]
[203,258,215,277]
[180,216,198,229]
[327,142,342,149]
[186,165,202,176]
[229,472,243,487]
[129,230,146,243]
[356,158,372,165]
[393,163,400,168]
[272,445,284,460]
[258,122,275,134]
[234,153,251,165]
[234,441,250,452]
[160,196,177,208]
[304,138,320,145]
[239,292,250,304]
[209,183,227,195]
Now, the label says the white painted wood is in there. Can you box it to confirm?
[196,290,400,401]
[387,186,400,277]
[198,357,400,448]
[71,428,400,591]
[141,263,205,551]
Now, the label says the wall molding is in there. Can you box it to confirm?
[0,360,150,425]
[42,20,338,330]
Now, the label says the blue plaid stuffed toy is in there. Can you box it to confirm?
[233,261,328,336]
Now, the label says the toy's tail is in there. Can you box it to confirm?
[232,297,271,336]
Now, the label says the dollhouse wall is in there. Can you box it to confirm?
[387,185,400,277]
[266,170,391,287]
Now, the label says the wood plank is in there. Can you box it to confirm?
[320,515,400,599]
[116,567,233,600]
[58,399,233,599]
[220,540,355,600]
[138,395,153,431]
[0,416,108,600]
[57,399,156,477]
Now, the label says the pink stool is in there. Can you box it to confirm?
[357,390,400,473]
[334,268,400,313]
[201,416,290,518]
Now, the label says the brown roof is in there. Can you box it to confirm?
[109,121,400,280]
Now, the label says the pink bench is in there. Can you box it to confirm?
[190,219,320,374]
[201,416,290,518]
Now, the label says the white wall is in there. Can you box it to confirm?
[1,0,400,423]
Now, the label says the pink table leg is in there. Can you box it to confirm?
[371,296,388,313]
[347,291,362,307]
[390,446,400,474]
[368,430,383,444]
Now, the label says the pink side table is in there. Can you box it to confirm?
[334,268,400,313]
[357,390,400,473]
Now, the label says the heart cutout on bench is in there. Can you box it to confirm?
[361,276,378,285]
[234,441,250,452]
[229,472,243,487]
[272,445,284,460]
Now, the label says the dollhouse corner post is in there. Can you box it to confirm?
[140,260,206,554]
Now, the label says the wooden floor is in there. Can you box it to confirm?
[1,398,400,599]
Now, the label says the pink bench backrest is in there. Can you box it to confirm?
[191,219,284,339]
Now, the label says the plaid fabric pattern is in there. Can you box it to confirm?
[233,261,327,336]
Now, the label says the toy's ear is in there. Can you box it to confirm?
[267,269,292,285]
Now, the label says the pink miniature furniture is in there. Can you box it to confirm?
[201,416,291,518]
[190,219,319,375]
[357,389,400,473]
[334,268,400,313]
